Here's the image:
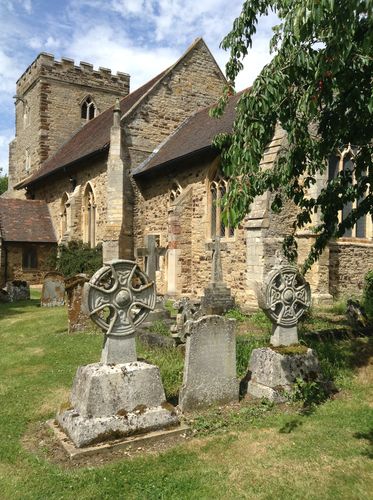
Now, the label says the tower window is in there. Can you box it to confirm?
[81,96,97,121]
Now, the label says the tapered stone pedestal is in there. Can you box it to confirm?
[57,361,179,448]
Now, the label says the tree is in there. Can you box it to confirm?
[213,0,373,271]
[0,169,8,195]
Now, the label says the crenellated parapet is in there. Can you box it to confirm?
[16,52,130,96]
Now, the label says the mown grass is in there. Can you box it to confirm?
[0,292,372,499]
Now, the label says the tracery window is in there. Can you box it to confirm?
[81,96,97,121]
[82,183,96,247]
[328,144,371,239]
[209,172,234,239]
[169,181,182,203]
[60,192,69,240]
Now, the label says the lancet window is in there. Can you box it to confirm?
[82,183,96,247]
[81,96,97,121]
[60,192,69,240]
[209,172,234,239]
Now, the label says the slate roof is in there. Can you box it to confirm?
[132,91,244,177]
[0,198,57,243]
[18,69,167,189]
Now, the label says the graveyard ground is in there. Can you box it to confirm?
[0,290,372,499]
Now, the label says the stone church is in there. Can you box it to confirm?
[1,38,372,309]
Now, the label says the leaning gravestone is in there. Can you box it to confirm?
[247,264,322,402]
[179,315,239,411]
[41,272,65,307]
[57,260,179,448]
[65,274,89,333]
[6,280,30,301]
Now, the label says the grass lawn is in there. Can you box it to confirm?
[0,290,372,499]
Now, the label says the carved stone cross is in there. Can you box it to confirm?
[84,260,156,364]
[206,236,227,284]
[135,235,167,283]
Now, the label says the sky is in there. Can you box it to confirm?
[0,0,278,174]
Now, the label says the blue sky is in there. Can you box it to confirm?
[0,0,278,174]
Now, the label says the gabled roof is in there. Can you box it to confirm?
[18,37,222,190]
[0,198,57,243]
[17,69,167,189]
[132,91,244,177]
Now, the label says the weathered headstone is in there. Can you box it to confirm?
[170,296,200,344]
[57,260,179,448]
[65,274,89,333]
[41,272,65,307]
[6,280,30,302]
[179,315,239,411]
[247,263,322,402]
[200,236,235,315]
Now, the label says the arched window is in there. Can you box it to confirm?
[23,103,30,128]
[81,96,97,121]
[170,181,182,203]
[209,172,234,239]
[82,183,96,247]
[328,144,371,239]
[60,192,69,239]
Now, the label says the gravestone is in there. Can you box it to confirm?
[57,260,179,448]
[6,280,30,302]
[170,297,200,344]
[179,315,239,411]
[247,263,322,402]
[41,272,65,307]
[200,236,235,315]
[65,274,89,333]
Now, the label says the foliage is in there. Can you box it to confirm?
[213,1,373,271]
[225,307,248,322]
[287,377,329,407]
[0,168,8,195]
[236,335,268,377]
[363,269,373,317]
[55,240,103,278]
[149,320,171,337]
[164,299,178,317]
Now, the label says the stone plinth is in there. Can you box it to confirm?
[200,283,235,316]
[247,347,322,402]
[58,361,179,448]
[179,316,239,411]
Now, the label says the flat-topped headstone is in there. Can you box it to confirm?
[57,259,180,448]
[41,272,65,307]
[179,315,239,411]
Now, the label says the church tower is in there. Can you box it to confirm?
[7,52,130,194]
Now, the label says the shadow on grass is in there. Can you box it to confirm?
[279,419,303,434]
[0,298,42,318]
[354,429,373,459]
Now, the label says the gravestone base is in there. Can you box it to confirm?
[57,361,179,448]
[270,325,298,346]
[247,347,322,403]
[200,283,235,316]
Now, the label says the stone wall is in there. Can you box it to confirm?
[4,242,56,285]
[329,240,373,297]
[133,156,248,306]
[8,53,129,192]
[32,155,108,244]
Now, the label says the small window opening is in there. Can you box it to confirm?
[81,96,97,121]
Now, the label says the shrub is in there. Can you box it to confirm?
[55,241,103,278]
[363,269,373,318]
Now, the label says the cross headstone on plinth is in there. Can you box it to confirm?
[84,260,156,363]
[258,264,311,346]
[57,259,180,448]
[200,236,235,315]
[135,235,167,283]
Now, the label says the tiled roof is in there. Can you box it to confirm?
[132,91,244,177]
[18,69,168,189]
[0,198,57,243]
